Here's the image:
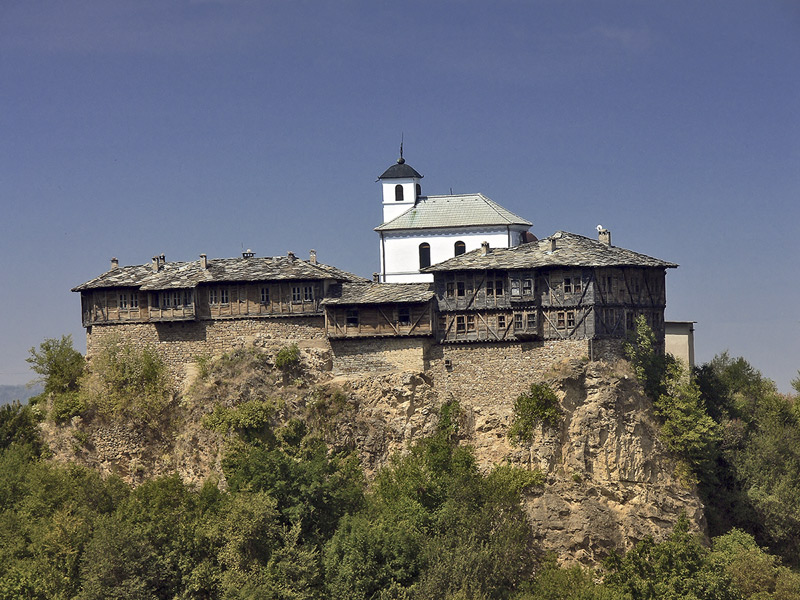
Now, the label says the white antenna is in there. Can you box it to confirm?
[596,224,603,231]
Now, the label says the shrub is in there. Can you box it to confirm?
[80,338,174,425]
[508,383,561,446]
[274,344,300,371]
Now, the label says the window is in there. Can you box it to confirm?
[292,287,302,302]
[182,290,193,306]
[446,282,455,297]
[557,312,566,328]
[456,316,466,333]
[527,313,536,329]
[161,291,180,307]
[522,279,533,295]
[564,278,573,294]
[486,278,503,296]
[260,287,269,304]
[419,243,431,269]
[454,241,466,256]
[303,286,314,301]
[574,278,582,294]
[457,281,465,297]
[467,315,475,332]
[511,279,521,296]
[346,309,359,327]
[497,315,506,329]
[398,307,411,325]
[514,314,523,330]
[220,288,229,304]
[567,311,576,328]
[395,184,404,202]
[130,293,139,309]
[209,288,218,305]
[119,293,128,309]
[416,183,421,197]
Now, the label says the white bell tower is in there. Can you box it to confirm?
[378,148,423,224]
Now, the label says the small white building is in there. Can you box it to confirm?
[375,156,533,282]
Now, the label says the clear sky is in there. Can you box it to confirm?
[1,1,798,391]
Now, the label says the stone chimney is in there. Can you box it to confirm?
[372,272,379,282]
[159,254,166,266]
[598,227,611,246]
[200,254,208,269]
[242,249,254,258]
[287,251,296,261]
[309,249,317,264]
[481,241,490,256]
[152,257,159,272]
[550,238,557,251]
[110,257,119,270]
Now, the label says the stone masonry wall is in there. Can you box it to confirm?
[86,317,326,380]
[330,337,432,374]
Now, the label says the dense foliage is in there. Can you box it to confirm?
[508,383,561,446]
[4,335,799,597]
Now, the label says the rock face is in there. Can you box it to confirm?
[41,347,704,566]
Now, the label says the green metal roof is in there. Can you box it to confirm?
[375,193,532,231]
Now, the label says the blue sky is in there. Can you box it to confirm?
[1,1,798,391]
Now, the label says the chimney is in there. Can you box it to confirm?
[550,238,557,252]
[159,253,166,266]
[199,254,208,269]
[598,228,611,246]
[309,249,317,264]
[110,257,119,270]
[372,272,379,282]
[152,257,159,272]
[287,251,296,261]
[242,249,254,258]
[481,241,490,256]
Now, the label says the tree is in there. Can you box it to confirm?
[27,335,84,397]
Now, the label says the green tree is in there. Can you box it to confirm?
[324,429,540,600]
[27,335,84,397]
[604,517,739,600]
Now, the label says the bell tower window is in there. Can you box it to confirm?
[416,183,421,197]
[395,184,404,202]
[419,243,431,269]
[454,241,466,256]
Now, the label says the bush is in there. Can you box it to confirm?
[80,338,174,425]
[274,344,300,371]
[508,383,561,446]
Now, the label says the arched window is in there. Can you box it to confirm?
[395,184,404,202]
[419,243,431,269]
[454,241,466,256]
[416,183,421,197]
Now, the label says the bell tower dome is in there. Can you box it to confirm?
[378,149,423,224]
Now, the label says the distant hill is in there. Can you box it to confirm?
[0,384,42,405]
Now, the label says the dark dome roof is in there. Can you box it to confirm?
[378,157,423,180]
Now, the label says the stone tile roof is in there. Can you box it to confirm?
[321,282,435,306]
[423,231,678,272]
[374,193,532,231]
[72,256,367,292]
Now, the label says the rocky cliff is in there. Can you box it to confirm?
[41,344,704,565]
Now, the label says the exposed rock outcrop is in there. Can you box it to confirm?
[40,347,704,566]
